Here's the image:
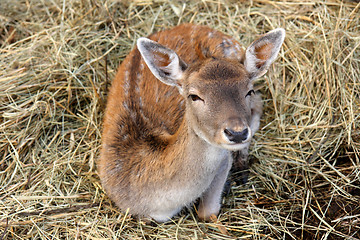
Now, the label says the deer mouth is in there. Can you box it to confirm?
[219,141,251,151]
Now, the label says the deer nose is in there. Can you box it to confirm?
[224,127,250,144]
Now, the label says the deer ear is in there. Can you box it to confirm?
[244,28,285,79]
[137,37,188,88]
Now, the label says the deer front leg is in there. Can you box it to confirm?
[197,157,232,221]
[231,146,250,185]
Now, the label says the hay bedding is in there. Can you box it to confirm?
[0,0,359,239]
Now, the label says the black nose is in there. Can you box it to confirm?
[224,128,249,143]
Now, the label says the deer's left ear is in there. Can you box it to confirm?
[244,28,285,79]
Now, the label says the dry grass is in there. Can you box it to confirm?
[0,0,359,239]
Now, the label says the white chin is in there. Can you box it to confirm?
[220,142,250,151]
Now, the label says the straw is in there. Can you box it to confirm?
[0,0,359,239]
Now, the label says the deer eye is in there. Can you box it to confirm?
[189,94,203,102]
[245,90,255,97]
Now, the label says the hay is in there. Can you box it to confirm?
[0,0,359,239]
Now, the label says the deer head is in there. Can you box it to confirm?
[137,28,285,150]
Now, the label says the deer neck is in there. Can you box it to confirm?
[140,113,229,185]
[168,113,229,172]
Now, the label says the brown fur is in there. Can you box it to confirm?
[98,23,284,221]
[100,24,245,188]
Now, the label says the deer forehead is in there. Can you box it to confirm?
[185,59,251,94]
[198,59,247,81]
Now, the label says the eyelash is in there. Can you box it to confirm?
[246,90,255,97]
[189,94,203,101]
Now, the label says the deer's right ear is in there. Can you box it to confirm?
[137,37,188,88]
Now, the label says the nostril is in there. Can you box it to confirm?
[224,128,233,138]
[241,128,248,138]
[224,128,249,143]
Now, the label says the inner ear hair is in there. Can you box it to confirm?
[245,28,285,79]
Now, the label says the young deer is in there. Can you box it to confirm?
[98,24,285,222]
